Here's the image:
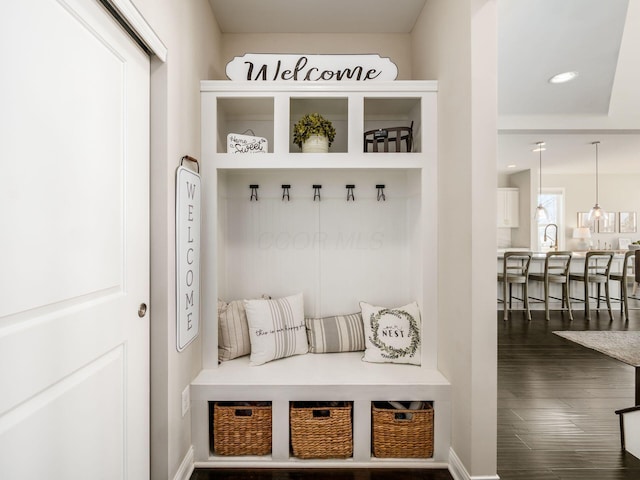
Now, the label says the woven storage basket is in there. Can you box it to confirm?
[213,403,272,456]
[372,403,434,458]
[290,403,353,459]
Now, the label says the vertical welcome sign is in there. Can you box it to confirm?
[176,163,201,351]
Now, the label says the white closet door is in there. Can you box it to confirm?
[0,0,150,478]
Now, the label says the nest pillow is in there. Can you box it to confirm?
[360,301,421,365]
[244,293,308,366]
[305,313,365,353]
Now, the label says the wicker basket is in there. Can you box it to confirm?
[290,403,353,459]
[213,403,272,456]
[372,403,434,458]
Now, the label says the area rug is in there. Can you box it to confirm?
[553,331,640,367]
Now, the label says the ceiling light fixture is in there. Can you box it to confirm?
[507,164,516,169]
[587,141,608,228]
[549,71,578,84]
[533,141,548,223]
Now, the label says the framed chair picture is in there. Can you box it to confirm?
[596,212,616,233]
[619,211,637,233]
[577,212,594,232]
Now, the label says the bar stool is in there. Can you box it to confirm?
[569,250,614,320]
[529,251,573,321]
[497,251,533,321]
[610,250,636,321]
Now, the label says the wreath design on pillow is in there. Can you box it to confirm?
[368,308,420,359]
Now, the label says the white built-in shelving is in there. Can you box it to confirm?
[191,81,451,468]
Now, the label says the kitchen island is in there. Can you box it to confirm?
[497,250,637,314]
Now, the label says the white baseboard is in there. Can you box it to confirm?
[173,445,195,480]
[449,448,500,480]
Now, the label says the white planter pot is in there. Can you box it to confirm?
[301,134,329,153]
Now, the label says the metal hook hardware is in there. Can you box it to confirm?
[346,185,355,201]
[376,184,386,201]
[250,184,259,201]
[313,185,322,202]
[282,184,290,201]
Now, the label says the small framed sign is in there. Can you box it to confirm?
[176,161,201,351]
[227,133,268,154]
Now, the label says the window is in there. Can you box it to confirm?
[537,188,565,251]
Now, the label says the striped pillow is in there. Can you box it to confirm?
[218,299,251,362]
[305,313,365,353]
[244,293,308,366]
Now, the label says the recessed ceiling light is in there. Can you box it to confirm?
[549,71,578,84]
[532,142,546,152]
[507,164,516,169]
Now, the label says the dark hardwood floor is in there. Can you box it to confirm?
[191,469,453,480]
[191,296,640,480]
[498,298,640,480]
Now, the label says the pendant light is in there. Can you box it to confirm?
[533,141,548,223]
[587,141,607,228]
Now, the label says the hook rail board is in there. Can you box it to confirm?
[176,158,201,351]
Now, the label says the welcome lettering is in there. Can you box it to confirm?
[226,54,398,82]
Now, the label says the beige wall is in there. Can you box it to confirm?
[546,173,640,250]
[130,1,224,479]
[412,0,498,477]
[221,33,413,79]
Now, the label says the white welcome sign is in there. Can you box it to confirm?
[176,164,201,351]
[226,54,398,82]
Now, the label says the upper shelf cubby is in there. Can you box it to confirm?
[216,97,274,153]
[200,81,437,163]
[364,97,422,153]
[289,97,348,153]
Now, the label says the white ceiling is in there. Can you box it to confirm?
[208,0,640,174]
[497,0,640,174]
[208,0,427,34]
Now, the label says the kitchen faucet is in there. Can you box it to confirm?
[544,223,558,251]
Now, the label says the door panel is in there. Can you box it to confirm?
[0,348,125,478]
[0,0,150,478]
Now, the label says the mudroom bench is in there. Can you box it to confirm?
[190,352,451,468]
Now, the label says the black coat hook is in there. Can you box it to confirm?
[250,184,259,201]
[376,184,386,201]
[346,185,355,201]
[282,184,290,201]
[313,185,322,201]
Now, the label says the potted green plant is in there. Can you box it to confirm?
[293,113,336,153]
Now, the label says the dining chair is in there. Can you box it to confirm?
[529,251,573,321]
[610,250,636,320]
[497,251,533,321]
[569,250,614,320]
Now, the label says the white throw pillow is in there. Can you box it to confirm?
[244,293,308,366]
[360,301,421,365]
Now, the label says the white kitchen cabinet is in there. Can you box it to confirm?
[191,81,450,469]
[497,187,520,228]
